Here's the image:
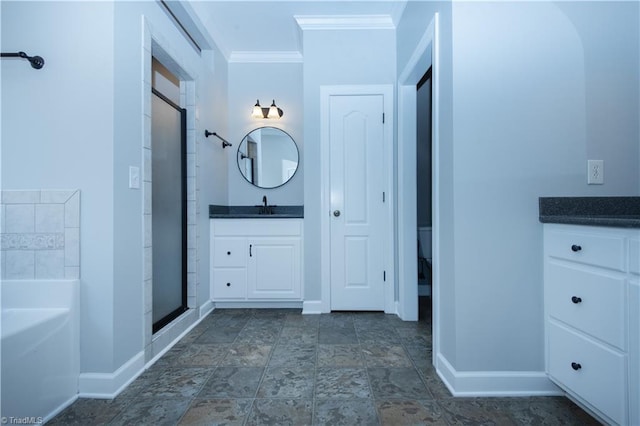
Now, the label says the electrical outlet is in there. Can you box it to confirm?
[587,160,604,185]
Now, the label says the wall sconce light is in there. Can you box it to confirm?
[252,99,283,119]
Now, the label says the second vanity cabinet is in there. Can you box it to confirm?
[543,223,639,425]
[211,219,302,301]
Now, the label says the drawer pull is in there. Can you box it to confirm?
[226,282,231,287]
[571,244,582,252]
[571,296,582,304]
[250,244,252,257]
[571,362,582,371]
[227,251,231,255]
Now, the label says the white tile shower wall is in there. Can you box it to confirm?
[1,190,80,279]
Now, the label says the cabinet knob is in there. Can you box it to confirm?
[571,362,582,371]
[227,251,231,255]
[571,296,582,304]
[226,282,231,287]
[571,244,582,252]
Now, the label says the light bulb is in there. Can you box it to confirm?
[267,100,279,119]
[252,100,263,118]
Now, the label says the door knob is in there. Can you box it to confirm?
[333,210,341,217]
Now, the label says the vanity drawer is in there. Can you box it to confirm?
[545,228,625,271]
[213,238,246,267]
[213,269,246,299]
[547,321,626,425]
[546,262,626,350]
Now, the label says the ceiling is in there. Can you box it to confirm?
[187,1,408,61]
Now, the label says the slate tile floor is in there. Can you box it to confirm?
[49,299,599,425]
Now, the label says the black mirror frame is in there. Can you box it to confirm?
[236,126,299,189]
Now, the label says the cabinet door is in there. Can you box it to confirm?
[247,238,301,299]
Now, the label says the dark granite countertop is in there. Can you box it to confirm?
[539,197,640,228]
[210,204,304,219]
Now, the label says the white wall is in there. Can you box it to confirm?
[227,61,303,206]
[199,48,229,312]
[398,0,639,379]
[301,27,396,301]
[451,0,639,373]
[555,1,640,190]
[1,0,117,372]
[1,0,228,378]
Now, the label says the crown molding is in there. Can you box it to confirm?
[294,14,395,31]
[228,51,304,63]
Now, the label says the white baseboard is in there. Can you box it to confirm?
[391,300,400,317]
[43,394,78,424]
[435,352,563,397]
[302,300,323,314]
[148,310,204,366]
[199,299,214,317]
[78,350,146,399]
[213,301,303,309]
[78,304,215,400]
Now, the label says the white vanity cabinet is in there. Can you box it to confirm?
[210,219,302,302]
[543,224,640,425]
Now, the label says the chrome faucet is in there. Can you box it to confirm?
[263,195,268,209]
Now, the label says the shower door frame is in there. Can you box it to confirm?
[151,87,188,334]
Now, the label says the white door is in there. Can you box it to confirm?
[330,94,386,310]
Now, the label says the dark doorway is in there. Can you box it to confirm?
[417,67,433,320]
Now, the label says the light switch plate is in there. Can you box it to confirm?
[587,160,604,185]
[129,166,140,189]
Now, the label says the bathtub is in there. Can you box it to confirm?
[1,279,80,422]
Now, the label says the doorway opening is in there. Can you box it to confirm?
[416,66,433,321]
[397,12,439,362]
[151,58,188,333]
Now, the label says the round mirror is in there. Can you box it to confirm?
[237,127,299,189]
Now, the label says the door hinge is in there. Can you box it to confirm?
[383,270,386,282]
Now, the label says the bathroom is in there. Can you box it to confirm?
[2,1,308,419]
[2,0,639,423]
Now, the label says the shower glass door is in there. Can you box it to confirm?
[151,88,187,333]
